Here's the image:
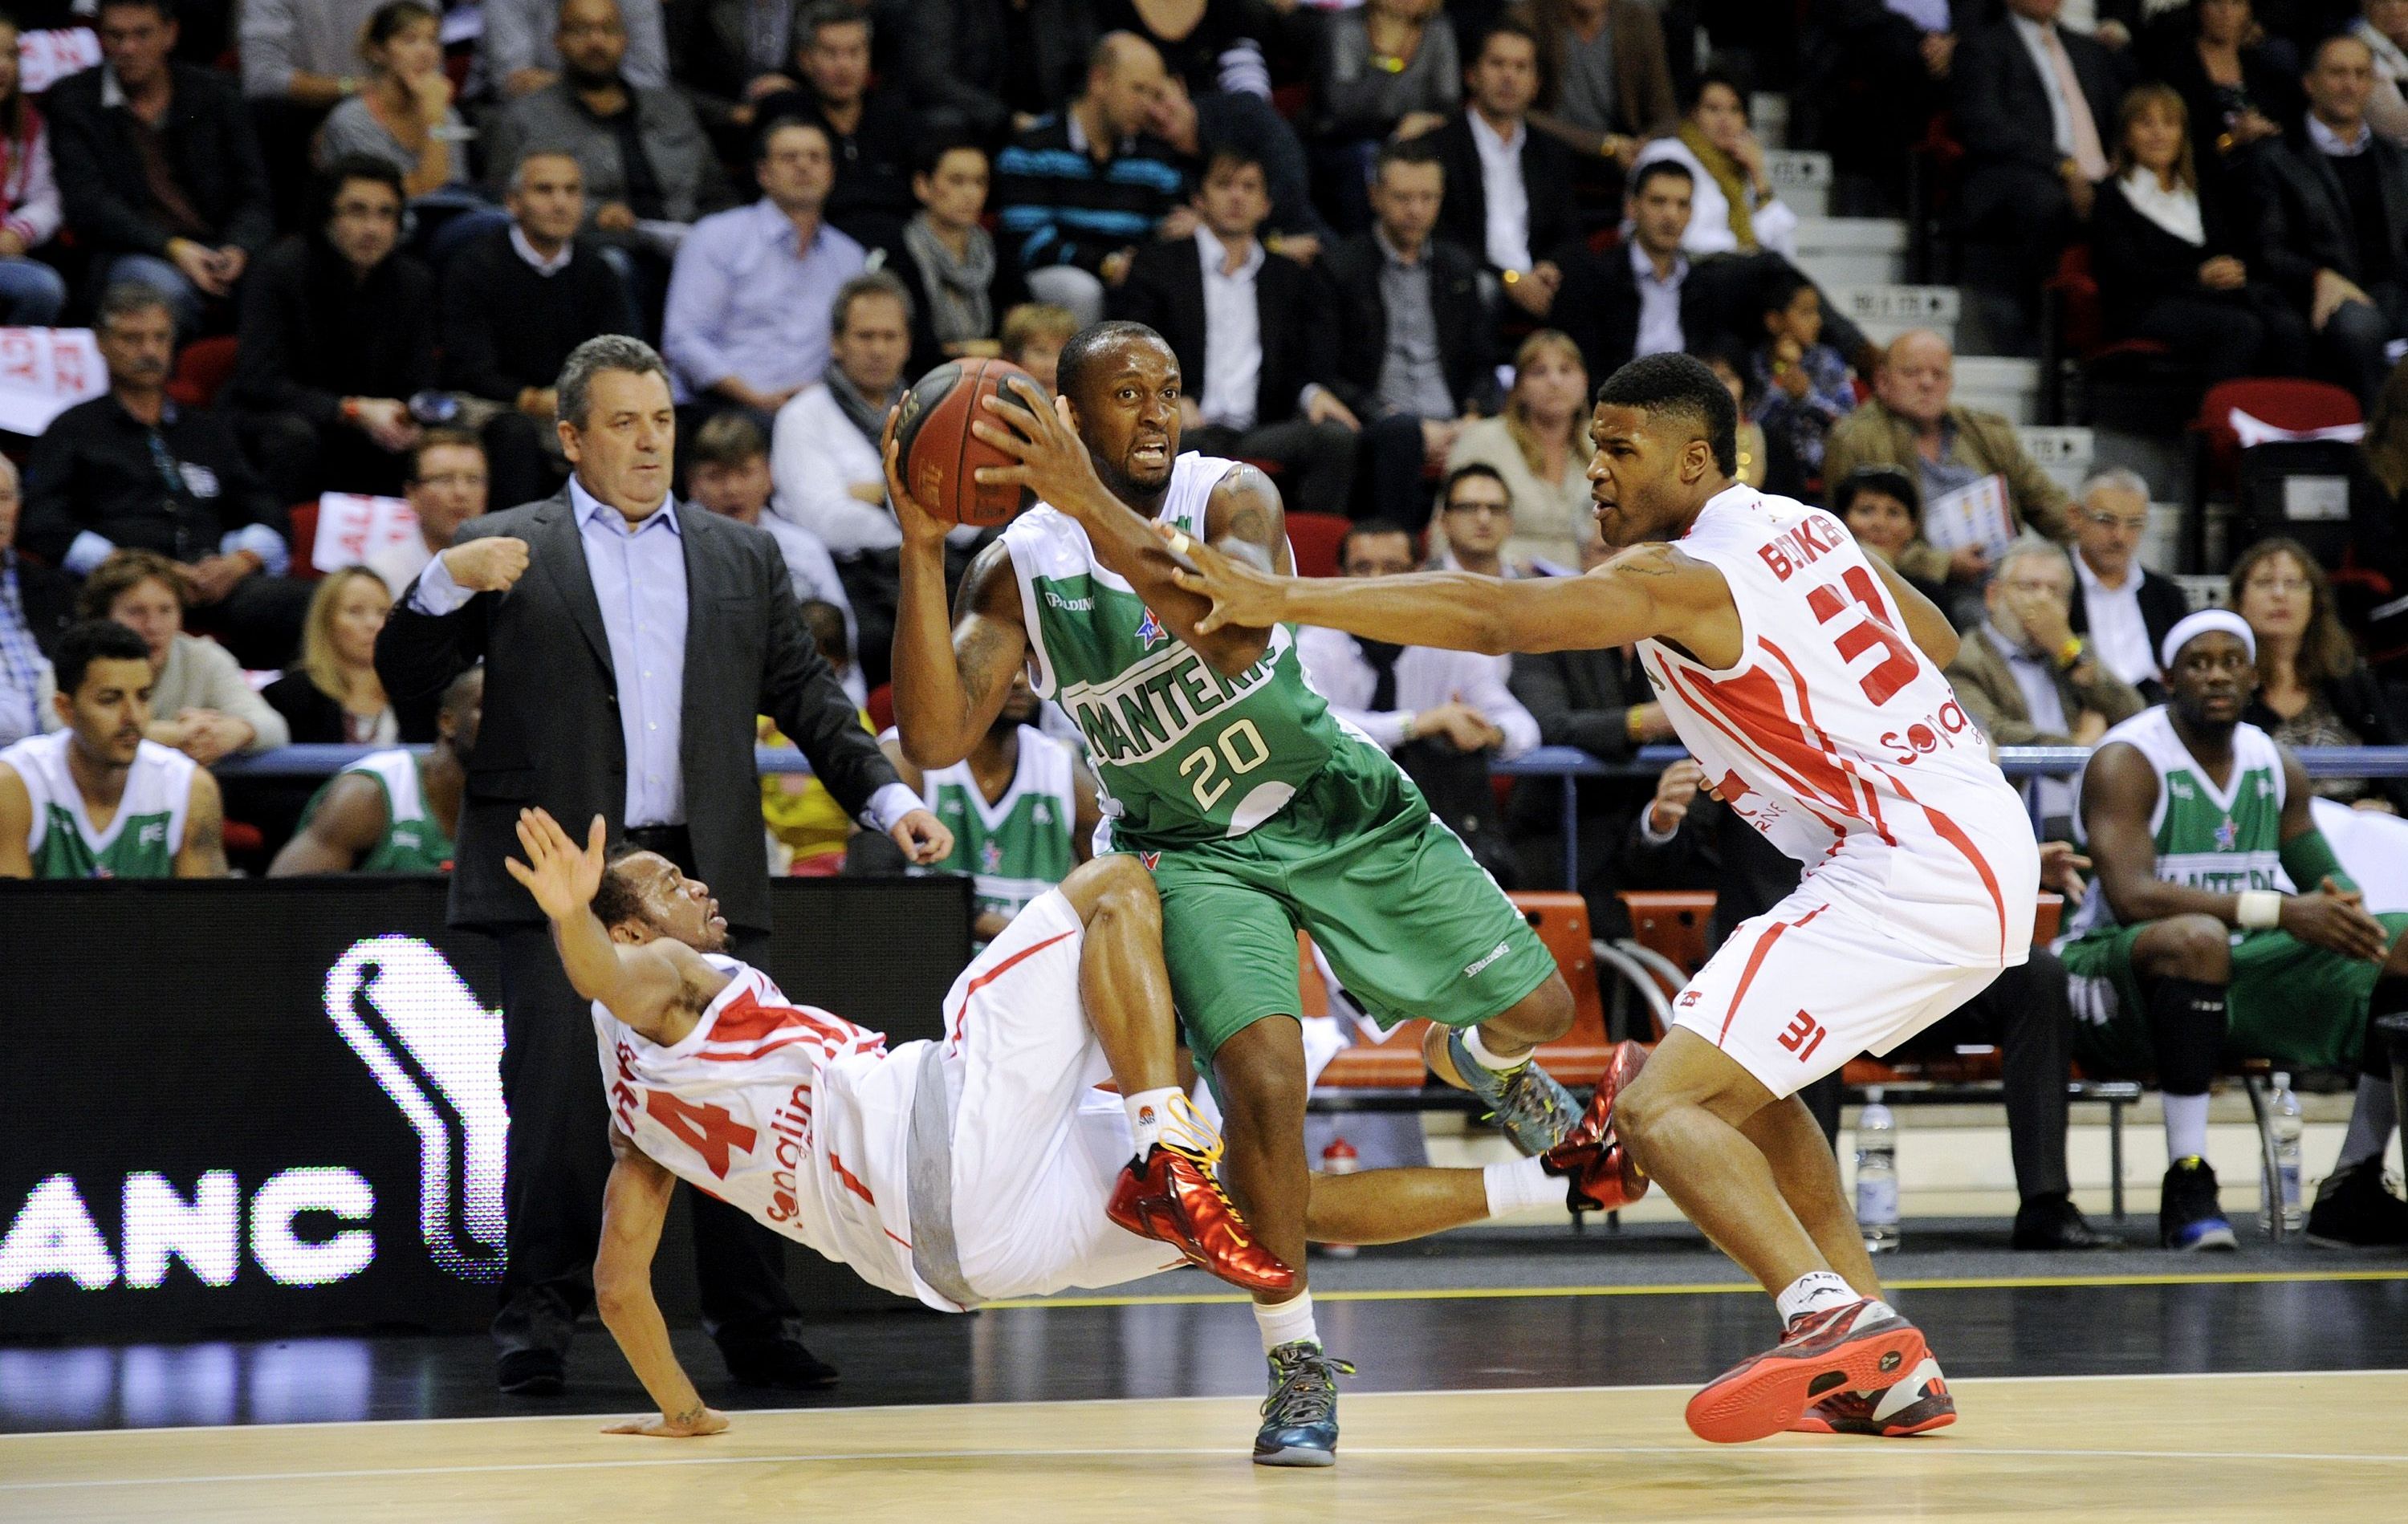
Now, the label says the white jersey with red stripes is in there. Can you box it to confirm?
[593,957,945,1309]
[1636,485,2036,966]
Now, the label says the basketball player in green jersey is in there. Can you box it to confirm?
[270,666,482,876]
[886,323,1580,1466]
[2064,612,2408,1250]
[0,620,226,879]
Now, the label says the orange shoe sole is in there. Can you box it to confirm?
[1685,1325,1930,1445]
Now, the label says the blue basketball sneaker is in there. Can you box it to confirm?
[1253,1340,1354,1467]
[2159,1156,2239,1250]
[1431,1026,1581,1154]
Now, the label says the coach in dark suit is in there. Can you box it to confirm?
[376,335,952,1397]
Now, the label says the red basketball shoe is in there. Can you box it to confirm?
[1686,1298,1930,1444]
[1108,1141,1296,1296]
[1788,1355,1956,1437]
[1539,1041,1649,1212]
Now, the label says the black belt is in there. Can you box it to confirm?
[621,824,694,872]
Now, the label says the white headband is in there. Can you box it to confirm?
[2160,608,2256,673]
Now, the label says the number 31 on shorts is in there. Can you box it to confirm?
[1179,718,1271,811]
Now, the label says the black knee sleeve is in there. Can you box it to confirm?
[2363,977,2408,1082]
[2146,977,2228,1095]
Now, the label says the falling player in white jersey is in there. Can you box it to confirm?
[502,807,1645,1453]
[1154,352,2041,1445]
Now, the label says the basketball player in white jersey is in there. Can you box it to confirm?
[502,807,1645,1447]
[1083,353,2042,1444]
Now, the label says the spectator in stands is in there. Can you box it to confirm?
[1948,536,2146,833]
[1312,0,1459,230]
[72,547,288,762]
[1822,328,2074,607]
[1112,145,1359,514]
[1634,72,1798,260]
[2093,82,2311,387]
[366,430,490,598]
[2361,0,2408,145]
[0,618,226,878]
[1698,341,1776,491]
[269,664,478,875]
[1318,138,1494,528]
[1425,461,1522,575]
[1952,0,2120,352]
[994,33,1188,326]
[22,286,308,670]
[440,152,631,509]
[1556,160,1736,384]
[2150,0,2297,193]
[750,2,916,253]
[684,411,855,624]
[892,140,1029,380]
[2064,612,2408,1250]
[758,598,875,872]
[230,156,437,502]
[261,568,397,746]
[238,0,384,209]
[50,0,274,331]
[2232,534,2408,812]
[1796,0,1959,217]
[900,0,1099,144]
[485,0,669,99]
[0,14,64,324]
[1443,329,1594,567]
[2255,31,2408,405]
[1097,0,1269,98]
[1434,21,1573,319]
[999,300,1081,395]
[1510,0,1679,175]
[1748,266,1853,481]
[2066,466,2183,701]
[1149,71,1334,262]
[884,669,1100,940]
[0,458,72,748]
[482,0,726,265]
[664,117,865,419]
[311,2,470,199]
[1832,462,1948,608]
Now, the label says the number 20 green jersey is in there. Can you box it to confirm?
[1002,453,1346,851]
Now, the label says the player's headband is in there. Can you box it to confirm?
[2159,609,2256,673]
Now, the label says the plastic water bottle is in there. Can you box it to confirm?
[2262,1073,2304,1233]
[1319,1137,1360,1258]
[1856,1088,1901,1254]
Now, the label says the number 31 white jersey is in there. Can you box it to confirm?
[1636,486,2038,966]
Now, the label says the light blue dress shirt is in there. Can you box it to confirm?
[661,198,867,402]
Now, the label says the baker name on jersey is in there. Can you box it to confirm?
[1753,513,1850,582]
[1062,636,1279,765]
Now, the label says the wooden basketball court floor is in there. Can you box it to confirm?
[3,1369,2403,1523]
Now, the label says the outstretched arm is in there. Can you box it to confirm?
[502,807,694,1035]
[594,1131,726,1439]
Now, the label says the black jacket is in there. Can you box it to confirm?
[2066,561,2189,703]
[46,61,273,259]
[749,83,919,250]
[899,0,1098,140]
[2242,663,2408,815]
[2089,173,2262,328]
[1551,242,1720,381]
[1430,111,1576,274]
[1317,230,1494,419]
[2251,126,2408,306]
[1952,18,2121,177]
[4,550,75,656]
[260,670,359,745]
[439,226,633,404]
[20,393,285,568]
[1109,236,1330,428]
[230,237,437,429]
[374,489,901,932]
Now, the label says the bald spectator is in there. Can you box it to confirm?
[484,0,669,100]
[995,33,1190,327]
[1821,329,2072,625]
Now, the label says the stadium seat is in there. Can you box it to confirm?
[866,681,894,735]
[2185,377,2361,568]
[165,335,238,409]
[2038,244,2189,432]
[286,502,323,580]
[1285,511,1352,579]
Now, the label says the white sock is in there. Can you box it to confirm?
[1124,1087,1179,1156]
[1483,1156,1559,1217]
[2336,1075,2399,1171]
[1461,1025,1527,1075]
[1254,1290,1318,1354]
[2164,1091,2211,1163]
[1774,1270,1857,1326]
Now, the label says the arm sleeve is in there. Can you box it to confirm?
[481,0,539,83]
[619,0,671,91]
[659,226,737,394]
[8,122,61,246]
[1991,425,2072,540]
[408,548,476,615]
[1508,652,1633,758]
[2281,827,2353,895]
[220,523,291,577]
[439,256,515,400]
[767,396,901,555]
[230,255,344,425]
[193,640,291,751]
[237,0,299,98]
[1466,653,1540,759]
[1949,660,2060,746]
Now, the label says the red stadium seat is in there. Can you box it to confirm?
[2185,377,2361,566]
[1285,511,1351,578]
[166,335,238,409]
[866,681,894,735]
[286,502,323,580]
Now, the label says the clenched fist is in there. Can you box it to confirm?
[441,536,531,593]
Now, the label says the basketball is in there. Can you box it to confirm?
[891,357,1037,529]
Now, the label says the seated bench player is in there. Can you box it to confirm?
[269,668,482,876]
[502,806,1645,1457]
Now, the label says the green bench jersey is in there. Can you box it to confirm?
[921,724,1080,923]
[0,730,194,879]
[1002,453,1343,851]
[2063,705,2286,941]
[301,748,455,872]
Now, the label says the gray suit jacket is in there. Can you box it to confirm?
[375,488,899,932]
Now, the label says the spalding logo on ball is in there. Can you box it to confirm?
[893,357,1039,530]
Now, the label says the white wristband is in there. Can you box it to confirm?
[2237,890,2283,930]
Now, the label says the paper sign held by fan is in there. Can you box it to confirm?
[1917,473,2016,556]
[312,494,420,574]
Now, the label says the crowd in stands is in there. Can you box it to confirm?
[3,0,2408,1255]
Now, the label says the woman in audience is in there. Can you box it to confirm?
[1095,0,1271,96]
[263,569,398,746]
[1315,0,1458,145]
[2092,83,2308,387]
[2231,535,2408,813]
[893,140,1027,379]
[1832,464,1950,609]
[2146,0,2297,193]
[0,14,65,324]
[67,550,288,763]
[315,2,470,200]
[2361,0,2408,145]
[1443,329,1595,571]
[1633,73,1798,259]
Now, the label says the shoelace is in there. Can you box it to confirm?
[1490,1062,1568,1129]
[1156,1095,1259,1249]
[1261,1342,1355,1426]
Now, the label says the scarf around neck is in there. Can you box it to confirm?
[824,365,900,446]
[1679,121,1756,252]
[903,213,998,347]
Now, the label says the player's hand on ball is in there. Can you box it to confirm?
[605,1406,730,1438]
[891,807,954,864]
[505,808,607,921]
[969,376,1102,511]
[881,408,950,548]
[441,535,531,593]
[1159,522,1284,634]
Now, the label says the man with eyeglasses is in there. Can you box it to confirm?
[368,430,492,600]
[2065,468,2186,703]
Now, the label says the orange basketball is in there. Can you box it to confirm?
[891,358,1037,529]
